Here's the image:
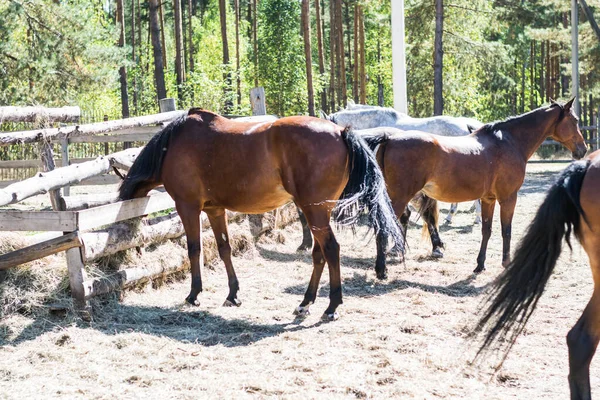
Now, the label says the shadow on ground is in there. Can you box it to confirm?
[284,272,489,300]
[2,300,330,348]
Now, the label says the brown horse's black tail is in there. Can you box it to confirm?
[473,159,591,363]
[119,115,187,200]
[334,128,405,254]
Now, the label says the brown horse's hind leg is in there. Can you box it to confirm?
[176,201,203,305]
[376,198,410,279]
[420,195,444,258]
[299,207,342,320]
[499,194,517,268]
[205,209,241,307]
[567,292,600,400]
[293,242,325,317]
[568,243,600,400]
[296,205,313,252]
[474,198,496,273]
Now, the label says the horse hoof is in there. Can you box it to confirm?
[293,304,311,317]
[223,298,242,307]
[185,295,200,306]
[376,270,388,280]
[473,266,485,274]
[431,248,444,258]
[473,217,482,225]
[444,218,452,225]
[322,312,339,321]
[296,244,310,253]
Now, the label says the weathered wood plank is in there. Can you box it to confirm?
[0,210,78,231]
[0,231,81,270]
[67,132,155,143]
[0,148,140,206]
[77,192,175,231]
[0,110,184,146]
[0,106,80,123]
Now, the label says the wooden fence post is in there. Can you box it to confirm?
[159,98,177,113]
[250,87,266,115]
[597,105,599,151]
[39,140,65,211]
[61,138,70,196]
[65,239,89,315]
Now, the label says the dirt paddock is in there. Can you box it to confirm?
[0,161,597,399]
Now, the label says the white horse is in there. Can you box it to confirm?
[328,105,483,225]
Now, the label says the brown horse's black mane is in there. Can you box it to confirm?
[477,102,564,135]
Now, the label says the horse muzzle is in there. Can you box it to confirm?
[573,144,588,160]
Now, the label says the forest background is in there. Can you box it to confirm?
[1,0,599,125]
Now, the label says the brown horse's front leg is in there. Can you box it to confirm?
[474,199,496,273]
[499,194,517,268]
[206,209,241,307]
[176,201,203,305]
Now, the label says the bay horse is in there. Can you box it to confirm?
[329,105,484,225]
[119,108,403,320]
[362,99,587,278]
[474,149,600,400]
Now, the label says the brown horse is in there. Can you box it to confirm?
[119,108,403,320]
[362,99,587,278]
[474,150,600,400]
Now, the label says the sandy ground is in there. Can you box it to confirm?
[0,161,596,399]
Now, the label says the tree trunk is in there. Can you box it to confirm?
[529,41,534,108]
[188,0,195,73]
[174,0,186,101]
[580,0,600,42]
[301,0,315,116]
[433,0,443,115]
[117,0,130,119]
[353,5,359,103]
[235,0,241,106]
[253,0,258,87]
[150,0,167,100]
[377,35,384,106]
[335,0,347,107]
[540,40,545,103]
[329,0,337,111]
[315,0,327,111]
[159,0,168,71]
[344,0,352,98]
[131,0,138,115]
[358,5,366,105]
[219,0,233,111]
[546,40,552,101]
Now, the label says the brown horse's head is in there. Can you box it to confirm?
[550,98,587,160]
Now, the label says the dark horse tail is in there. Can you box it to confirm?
[334,128,404,254]
[473,159,591,361]
[119,115,187,200]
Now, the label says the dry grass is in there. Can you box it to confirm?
[1,162,597,399]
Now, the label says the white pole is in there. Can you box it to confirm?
[391,0,408,114]
[572,0,580,117]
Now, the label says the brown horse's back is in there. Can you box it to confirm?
[161,110,348,213]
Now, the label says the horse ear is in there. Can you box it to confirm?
[319,110,329,120]
[549,97,556,105]
[564,97,576,111]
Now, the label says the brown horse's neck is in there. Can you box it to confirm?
[498,106,561,161]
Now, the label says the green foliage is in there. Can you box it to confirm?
[257,0,307,115]
[0,0,123,109]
